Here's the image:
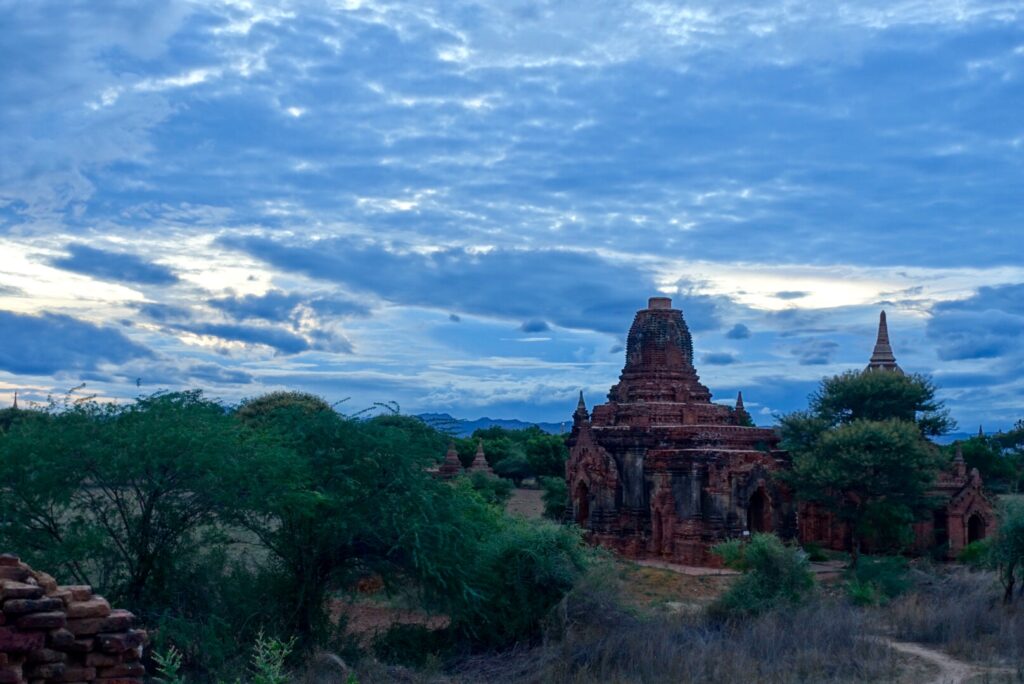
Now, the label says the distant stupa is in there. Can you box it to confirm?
[866,310,902,373]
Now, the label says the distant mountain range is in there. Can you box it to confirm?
[416,413,567,437]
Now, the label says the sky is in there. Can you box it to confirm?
[1,1,1022,430]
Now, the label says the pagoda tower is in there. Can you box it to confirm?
[866,310,902,373]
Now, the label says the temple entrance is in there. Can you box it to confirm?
[747,489,769,533]
[933,510,948,548]
[575,481,590,527]
[967,513,986,544]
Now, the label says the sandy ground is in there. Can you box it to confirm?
[506,488,544,518]
[867,637,1018,684]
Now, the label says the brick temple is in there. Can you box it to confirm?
[798,311,996,558]
[565,297,796,565]
[566,299,995,565]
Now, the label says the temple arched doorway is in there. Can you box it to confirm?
[967,513,986,544]
[575,481,590,527]
[747,489,770,533]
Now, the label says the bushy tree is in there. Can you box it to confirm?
[993,502,1024,604]
[0,391,255,606]
[950,436,1016,491]
[780,371,953,567]
[711,534,814,617]
[539,476,568,520]
[808,370,955,436]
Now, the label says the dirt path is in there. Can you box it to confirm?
[869,637,1017,684]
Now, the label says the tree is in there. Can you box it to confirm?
[539,476,568,520]
[0,391,255,606]
[809,370,955,436]
[992,502,1024,604]
[711,533,814,617]
[524,430,569,478]
[993,419,1024,493]
[780,371,954,567]
[786,420,943,566]
[951,436,1015,491]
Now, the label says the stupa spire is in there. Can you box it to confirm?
[469,438,495,475]
[11,391,17,410]
[866,310,902,373]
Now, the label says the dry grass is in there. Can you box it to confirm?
[883,567,1024,669]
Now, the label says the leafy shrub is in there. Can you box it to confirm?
[539,476,568,520]
[844,556,909,605]
[802,541,829,562]
[958,539,993,568]
[466,471,514,505]
[450,517,587,647]
[711,534,814,618]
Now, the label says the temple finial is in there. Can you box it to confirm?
[954,443,964,463]
[735,391,745,411]
[978,425,984,438]
[11,391,17,410]
[866,310,902,373]
[573,390,590,424]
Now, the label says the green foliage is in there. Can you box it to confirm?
[0,391,258,606]
[249,631,296,684]
[493,453,532,485]
[844,556,909,605]
[0,388,587,678]
[992,501,1024,603]
[466,425,569,480]
[808,370,955,436]
[781,370,954,565]
[523,430,569,478]
[710,534,814,617]
[786,419,944,562]
[539,476,568,520]
[448,517,588,647]
[957,539,993,568]
[802,542,829,563]
[153,645,186,684]
[465,471,513,505]
[951,437,1016,491]
[235,391,334,425]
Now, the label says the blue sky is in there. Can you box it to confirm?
[1,1,1022,429]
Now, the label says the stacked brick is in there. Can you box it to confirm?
[0,554,147,684]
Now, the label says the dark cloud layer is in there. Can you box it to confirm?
[52,244,179,285]
[927,283,1024,361]
[221,235,707,334]
[0,310,152,374]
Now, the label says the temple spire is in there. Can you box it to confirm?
[11,391,17,410]
[469,438,494,475]
[978,425,984,438]
[866,310,902,373]
[573,390,590,425]
[735,391,745,411]
[954,442,967,478]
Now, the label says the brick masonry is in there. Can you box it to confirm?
[0,554,147,684]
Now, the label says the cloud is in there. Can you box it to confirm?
[794,339,839,365]
[177,322,312,355]
[52,244,179,285]
[726,323,751,339]
[520,319,550,333]
[220,235,692,334]
[449,313,461,322]
[0,284,25,296]
[775,291,809,300]
[209,290,302,322]
[0,310,152,375]
[926,283,1024,360]
[703,352,737,365]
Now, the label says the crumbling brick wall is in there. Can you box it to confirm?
[0,553,147,684]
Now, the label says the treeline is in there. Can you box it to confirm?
[0,391,587,678]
